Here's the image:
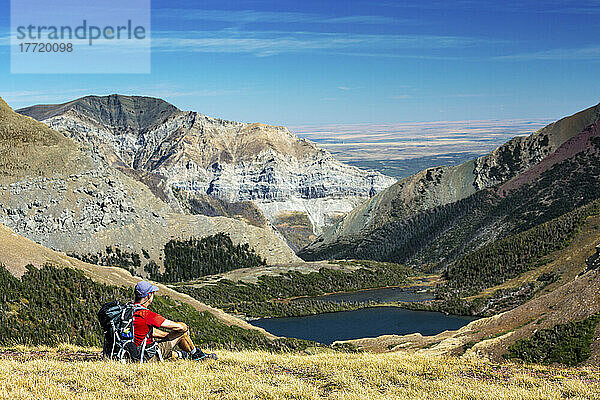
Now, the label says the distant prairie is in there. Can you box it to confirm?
[292,120,549,178]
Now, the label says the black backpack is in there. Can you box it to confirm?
[98,301,153,362]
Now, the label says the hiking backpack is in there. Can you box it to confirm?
[97,301,159,362]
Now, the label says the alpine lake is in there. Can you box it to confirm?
[250,286,477,344]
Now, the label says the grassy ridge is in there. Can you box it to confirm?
[0,97,90,182]
[0,350,598,399]
[0,264,311,351]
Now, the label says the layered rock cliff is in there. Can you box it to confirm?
[0,97,300,274]
[18,95,396,249]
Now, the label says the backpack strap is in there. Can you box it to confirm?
[110,320,118,360]
[132,304,151,336]
[132,303,148,311]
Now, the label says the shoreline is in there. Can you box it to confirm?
[277,275,439,304]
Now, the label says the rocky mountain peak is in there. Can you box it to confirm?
[178,112,323,168]
[1,96,301,272]
[16,95,396,248]
[18,94,180,135]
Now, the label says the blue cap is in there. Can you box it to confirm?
[135,281,159,298]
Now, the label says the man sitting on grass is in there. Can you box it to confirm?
[133,281,217,361]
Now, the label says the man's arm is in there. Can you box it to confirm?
[160,319,188,332]
[152,319,188,339]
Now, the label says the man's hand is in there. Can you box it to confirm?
[160,319,188,332]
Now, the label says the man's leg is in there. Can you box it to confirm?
[158,329,195,352]
[165,331,215,360]
[154,328,216,360]
[156,341,174,360]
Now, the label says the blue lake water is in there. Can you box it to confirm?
[295,286,434,304]
[250,306,478,344]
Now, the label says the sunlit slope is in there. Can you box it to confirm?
[0,349,598,400]
[0,97,92,183]
[0,221,275,337]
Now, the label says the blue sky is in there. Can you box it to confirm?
[1,0,600,125]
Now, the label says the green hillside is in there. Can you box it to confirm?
[300,121,600,283]
[0,263,310,351]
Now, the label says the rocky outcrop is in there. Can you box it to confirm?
[0,97,301,274]
[18,95,396,243]
[587,245,600,271]
[172,187,268,228]
[0,165,299,267]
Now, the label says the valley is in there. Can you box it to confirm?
[3,1,600,397]
[2,92,600,372]
[169,260,417,318]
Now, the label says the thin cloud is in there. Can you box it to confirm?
[441,93,487,98]
[334,51,463,60]
[154,9,404,25]
[2,89,91,102]
[2,86,245,110]
[376,0,600,14]
[496,46,600,61]
[152,30,504,58]
[319,15,401,24]
[534,0,600,14]
[142,88,242,98]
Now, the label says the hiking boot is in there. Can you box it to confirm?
[176,350,191,360]
[191,350,217,361]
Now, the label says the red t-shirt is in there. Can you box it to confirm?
[133,306,166,346]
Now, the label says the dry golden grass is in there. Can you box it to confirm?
[0,96,92,183]
[0,349,599,399]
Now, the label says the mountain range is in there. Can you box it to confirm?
[17,95,395,251]
[300,102,600,268]
[294,99,600,363]
[0,96,300,274]
[3,92,600,364]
